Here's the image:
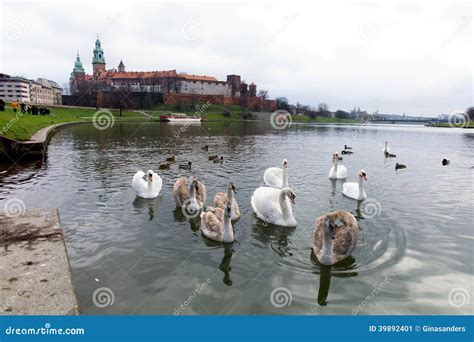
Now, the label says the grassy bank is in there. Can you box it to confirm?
[0,102,360,141]
[427,122,474,128]
[292,115,358,124]
[0,105,143,141]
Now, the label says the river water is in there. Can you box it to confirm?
[0,121,472,315]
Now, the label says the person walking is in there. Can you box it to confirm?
[11,101,18,113]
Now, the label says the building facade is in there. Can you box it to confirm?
[0,73,62,105]
[69,38,258,100]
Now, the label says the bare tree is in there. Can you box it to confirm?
[258,90,269,100]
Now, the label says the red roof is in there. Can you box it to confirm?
[98,70,179,80]
[180,74,218,82]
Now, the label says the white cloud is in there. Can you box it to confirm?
[1,0,471,115]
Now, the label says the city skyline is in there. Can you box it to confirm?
[1,0,471,116]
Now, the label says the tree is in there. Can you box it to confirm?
[276,97,290,111]
[316,103,330,117]
[258,90,268,100]
[335,110,350,119]
[467,107,474,121]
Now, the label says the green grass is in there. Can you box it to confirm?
[0,105,146,141]
[428,122,474,128]
[292,115,358,124]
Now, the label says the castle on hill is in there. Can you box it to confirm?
[68,37,275,111]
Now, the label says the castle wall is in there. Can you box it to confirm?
[180,80,231,96]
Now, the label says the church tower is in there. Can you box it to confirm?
[92,36,106,78]
[70,52,85,94]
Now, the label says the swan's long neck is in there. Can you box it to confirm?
[358,176,364,196]
[282,166,288,187]
[279,191,291,220]
[321,223,334,260]
[223,214,234,242]
[189,183,198,203]
[147,176,153,189]
[333,158,338,169]
[227,187,234,204]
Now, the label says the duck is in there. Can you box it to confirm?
[382,141,390,154]
[200,204,234,243]
[173,176,206,209]
[251,187,297,227]
[208,155,219,161]
[213,182,240,220]
[202,145,209,152]
[263,159,289,188]
[328,152,347,180]
[342,170,367,201]
[166,155,176,162]
[179,161,192,169]
[213,156,224,164]
[341,150,353,154]
[385,151,397,158]
[312,210,359,265]
[159,163,170,170]
[442,159,450,166]
[132,170,162,199]
[395,163,407,171]
[344,144,352,150]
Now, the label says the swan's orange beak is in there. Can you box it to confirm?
[289,193,296,205]
[363,175,368,181]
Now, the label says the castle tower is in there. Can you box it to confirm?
[70,51,85,94]
[118,60,125,72]
[92,36,106,78]
[226,74,241,97]
[249,82,257,97]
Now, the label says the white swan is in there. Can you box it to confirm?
[313,210,359,265]
[382,141,390,153]
[213,182,240,220]
[132,170,162,199]
[263,159,289,188]
[200,204,234,243]
[173,176,206,210]
[251,187,297,227]
[342,170,367,201]
[328,152,347,180]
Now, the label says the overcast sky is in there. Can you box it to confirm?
[1,0,472,116]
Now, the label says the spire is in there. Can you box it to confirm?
[118,60,125,72]
[73,52,85,73]
[92,36,105,64]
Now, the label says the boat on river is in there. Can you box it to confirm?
[159,113,201,123]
